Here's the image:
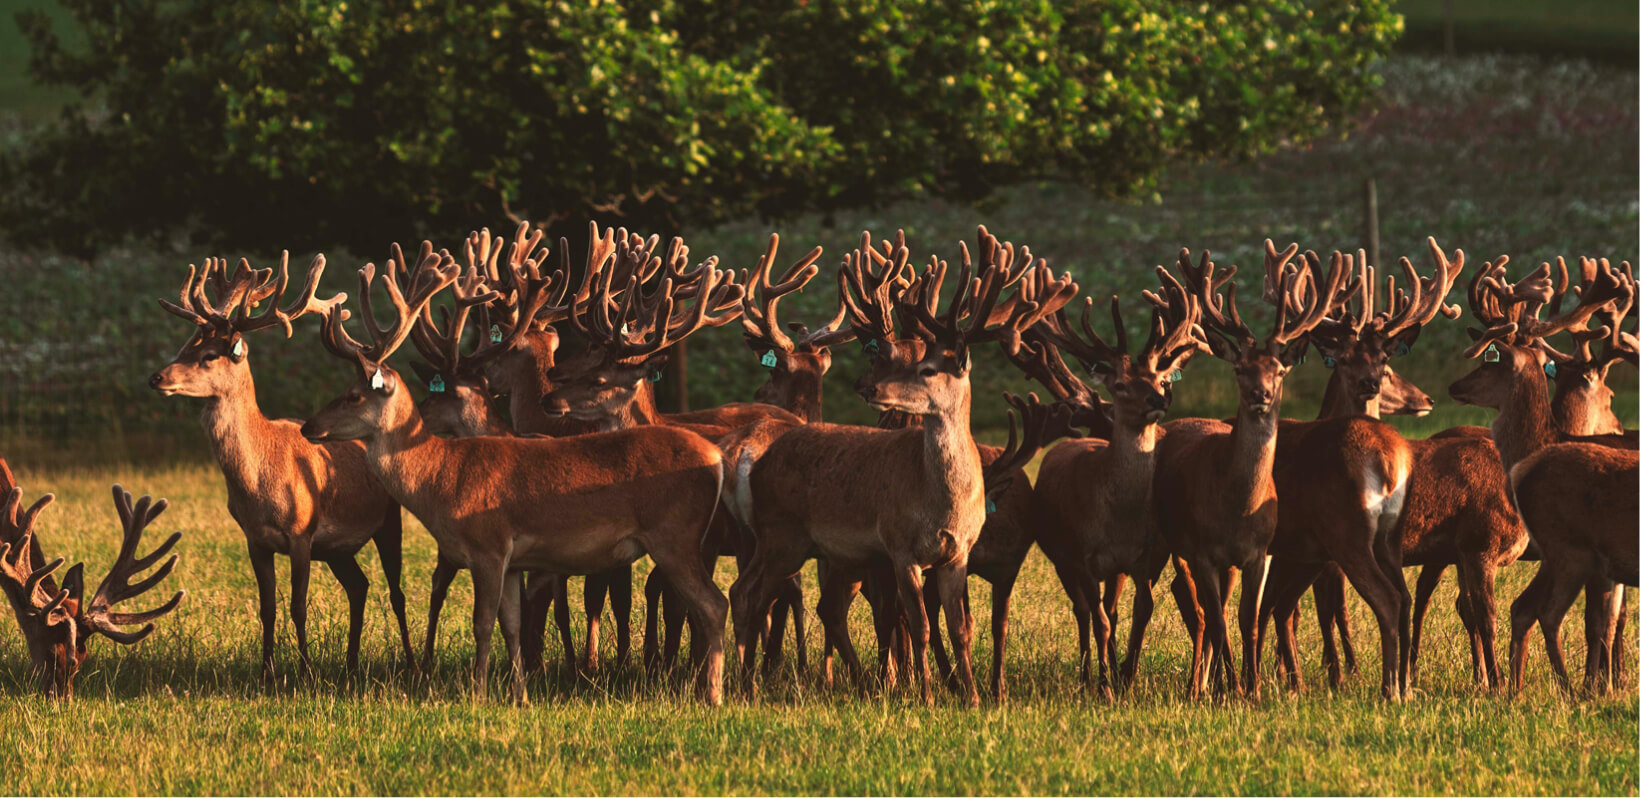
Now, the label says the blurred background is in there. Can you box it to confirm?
[0,0,1634,464]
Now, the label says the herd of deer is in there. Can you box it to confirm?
[0,223,1632,707]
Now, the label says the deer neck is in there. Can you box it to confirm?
[1226,396,1281,506]
[918,389,982,505]
[1317,373,1380,419]
[1492,371,1558,469]
[198,374,278,491]
[787,373,825,423]
[622,384,664,427]
[1551,381,1621,437]
[360,407,449,506]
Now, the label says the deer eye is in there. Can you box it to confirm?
[918,365,938,378]
[200,353,220,364]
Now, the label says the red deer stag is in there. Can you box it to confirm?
[0,459,184,696]
[149,252,413,679]
[301,248,731,704]
[733,226,1074,706]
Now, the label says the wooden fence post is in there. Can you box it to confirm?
[1364,177,1380,269]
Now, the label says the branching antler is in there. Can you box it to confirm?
[159,251,343,338]
[983,391,1083,495]
[83,486,185,644]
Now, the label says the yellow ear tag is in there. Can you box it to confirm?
[370,370,386,391]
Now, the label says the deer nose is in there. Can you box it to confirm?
[147,372,163,389]
[1248,389,1271,403]
[1356,377,1379,394]
[857,384,878,401]
[1146,393,1169,411]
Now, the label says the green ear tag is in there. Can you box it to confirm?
[760,351,778,368]
[1323,356,1336,369]
[1544,360,1558,379]
[648,371,663,383]
[489,324,503,343]
[985,498,997,514]
[429,374,446,393]
[862,339,880,357]
[1170,369,1183,383]
[1395,341,1411,357]
[1482,344,1501,363]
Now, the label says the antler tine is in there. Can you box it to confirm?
[1378,237,1466,337]
[984,391,1082,489]
[1039,296,1126,372]
[839,230,908,342]
[740,233,823,354]
[234,251,347,337]
[1175,246,1252,353]
[1520,256,1624,340]
[1601,262,1638,364]
[1142,266,1211,367]
[158,263,211,326]
[1270,241,1346,346]
[85,485,184,644]
[608,263,743,364]
[352,248,461,366]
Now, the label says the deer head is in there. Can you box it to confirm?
[859,226,1074,418]
[1034,265,1212,430]
[1450,255,1629,411]
[0,461,184,697]
[1378,365,1435,417]
[302,246,471,443]
[739,234,854,422]
[150,251,342,398]
[1302,238,1465,414]
[1173,240,1344,419]
[1543,257,1636,435]
[539,232,743,421]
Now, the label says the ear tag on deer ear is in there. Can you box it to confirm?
[760,351,778,368]
[1323,356,1336,369]
[1170,369,1183,383]
[1544,360,1558,379]
[489,324,503,343]
[370,370,386,391]
[1483,344,1501,363]
[985,498,997,514]
[957,350,970,372]
[647,370,663,383]
[862,338,880,357]
[232,338,246,359]
[428,374,446,393]
[1395,341,1411,357]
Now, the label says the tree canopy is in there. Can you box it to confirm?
[3,1,1400,255]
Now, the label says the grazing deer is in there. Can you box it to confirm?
[0,459,184,696]
[1449,256,1638,695]
[733,226,1074,705]
[1021,270,1213,695]
[301,246,733,704]
[149,252,414,678]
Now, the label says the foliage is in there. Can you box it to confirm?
[2,0,1398,255]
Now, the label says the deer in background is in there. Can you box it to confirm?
[0,459,184,696]
[149,252,414,679]
[1263,239,1528,692]
[302,247,733,704]
[733,226,1074,705]
[1022,268,1212,696]
[1450,257,1637,695]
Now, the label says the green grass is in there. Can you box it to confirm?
[0,459,1632,794]
[1398,0,1638,62]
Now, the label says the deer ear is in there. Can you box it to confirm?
[369,369,388,392]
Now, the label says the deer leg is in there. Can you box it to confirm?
[989,574,1017,703]
[249,544,279,683]
[370,514,415,669]
[1535,558,1590,697]
[934,560,978,707]
[608,565,633,672]
[764,590,791,677]
[1115,573,1156,692]
[786,573,808,676]
[1190,561,1231,698]
[518,572,551,675]
[891,561,934,704]
[582,572,608,673]
[1238,554,1272,700]
[468,558,508,700]
[816,565,866,689]
[923,574,956,690]
[1582,576,1616,695]
[643,569,665,674]
[498,570,527,705]
[422,555,462,674]
[651,552,728,707]
[728,532,805,697]
[1312,564,1350,686]
[1169,562,1207,699]
[662,576,687,671]
[1089,577,1114,700]
[551,576,575,675]
[288,537,315,678]
[1267,560,1323,693]
[1334,547,1404,702]
[1409,564,1446,688]
[1509,566,1550,695]
[1374,531,1413,698]
[325,556,370,675]
[1611,587,1628,687]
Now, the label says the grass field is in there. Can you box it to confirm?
[0,457,1633,795]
